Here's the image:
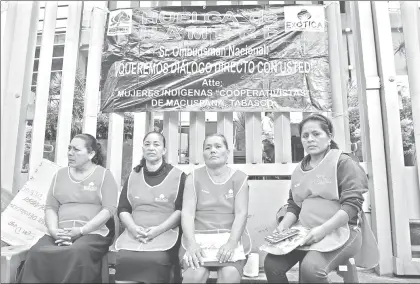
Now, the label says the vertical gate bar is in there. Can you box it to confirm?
[55,1,84,166]
[107,1,132,189]
[29,2,58,176]
[83,1,107,136]
[400,1,420,184]
[325,1,347,150]
[1,1,39,193]
[189,112,206,164]
[1,1,18,119]
[217,113,234,163]
[163,112,180,164]
[274,112,292,163]
[348,1,393,275]
[371,0,412,270]
[245,112,262,164]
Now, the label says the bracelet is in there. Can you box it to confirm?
[80,227,84,235]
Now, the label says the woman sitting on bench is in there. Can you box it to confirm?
[180,134,251,283]
[264,114,377,283]
[17,134,119,283]
[115,131,186,283]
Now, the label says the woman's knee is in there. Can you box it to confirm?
[300,258,328,282]
[264,254,288,275]
[182,267,209,283]
[218,266,241,283]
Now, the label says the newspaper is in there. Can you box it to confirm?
[260,225,310,255]
[189,233,246,262]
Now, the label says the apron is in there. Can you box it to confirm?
[55,166,110,237]
[115,167,183,251]
[291,150,350,252]
[180,167,252,258]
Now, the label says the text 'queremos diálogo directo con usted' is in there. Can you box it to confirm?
[284,6,325,32]
[107,9,132,36]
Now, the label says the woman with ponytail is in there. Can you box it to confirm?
[115,131,186,283]
[17,134,119,283]
[264,114,378,283]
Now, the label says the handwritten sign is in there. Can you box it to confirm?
[1,159,60,246]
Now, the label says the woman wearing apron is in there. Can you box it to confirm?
[264,114,378,283]
[115,131,186,283]
[17,134,119,283]
[181,134,251,283]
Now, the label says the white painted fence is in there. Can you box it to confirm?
[1,0,419,276]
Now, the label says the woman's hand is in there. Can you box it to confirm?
[303,226,327,245]
[50,228,69,240]
[55,238,72,246]
[184,242,205,270]
[128,225,148,243]
[217,240,238,263]
[274,221,289,233]
[63,227,83,241]
[50,228,72,246]
[145,226,162,242]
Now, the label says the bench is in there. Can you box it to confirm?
[1,163,362,283]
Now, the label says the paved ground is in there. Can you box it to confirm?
[208,265,420,283]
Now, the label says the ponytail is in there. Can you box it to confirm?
[133,157,146,173]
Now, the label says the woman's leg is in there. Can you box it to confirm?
[264,250,306,283]
[63,234,111,283]
[16,235,57,283]
[217,266,241,283]
[116,250,173,283]
[299,228,362,283]
[182,267,210,283]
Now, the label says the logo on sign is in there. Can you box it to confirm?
[284,6,325,32]
[107,9,132,36]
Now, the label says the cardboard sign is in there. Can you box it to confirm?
[1,160,60,246]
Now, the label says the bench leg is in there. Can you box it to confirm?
[338,258,359,283]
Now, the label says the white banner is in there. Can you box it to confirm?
[1,159,60,246]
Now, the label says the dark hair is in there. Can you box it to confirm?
[203,134,229,150]
[74,133,104,166]
[133,131,166,173]
[143,131,166,147]
[265,112,273,116]
[298,113,339,150]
